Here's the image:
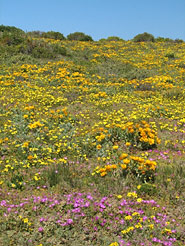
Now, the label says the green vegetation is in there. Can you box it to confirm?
[0,25,184,246]
[133,32,155,42]
[67,32,93,41]
[41,31,66,40]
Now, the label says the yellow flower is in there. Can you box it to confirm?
[148,224,154,229]
[117,195,122,199]
[125,142,131,147]
[127,226,134,232]
[121,229,127,234]
[135,223,142,229]
[123,158,130,164]
[163,228,172,234]
[137,198,143,203]
[109,242,119,246]
[22,141,29,148]
[127,192,137,198]
[148,138,155,145]
[28,121,43,129]
[125,215,132,220]
[34,176,39,181]
[121,164,127,169]
[132,212,139,216]
[96,144,102,150]
[23,218,29,223]
[113,145,118,150]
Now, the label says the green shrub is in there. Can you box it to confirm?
[41,31,66,40]
[126,67,154,80]
[67,32,93,41]
[52,44,67,56]
[0,25,24,35]
[18,39,67,59]
[106,36,124,41]
[0,25,25,46]
[8,54,38,65]
[133,32,155,42]
[155,36,174,42]
[32,46,55,59]
[174,38,184,43]
[26,30,44,38]
[0,31,25,46]
[137,183,157,195]
[98,38,107,42]
[165,53,175,58]
[163,87,184,100]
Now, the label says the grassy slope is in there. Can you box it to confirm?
[0,38,185,245]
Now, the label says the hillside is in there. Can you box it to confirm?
[0,27,185,245]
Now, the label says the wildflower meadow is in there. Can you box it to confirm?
[0,28,185,245]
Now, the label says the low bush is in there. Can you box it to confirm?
[133,32,155,42]
[41,31,66,40]
[67,32,93,41]
[18,39,67,59]
[106,36,124,41]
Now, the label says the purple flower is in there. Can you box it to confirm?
[66,219,73,225]
[1,200,6,206]
[40,217,45,222]
[86,194,93,200]
[99,203,106,209]
[38,227,44,232]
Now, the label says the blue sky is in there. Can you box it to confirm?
[0,0,185,40]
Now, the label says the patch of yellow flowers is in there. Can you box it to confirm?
[92,152,157,178]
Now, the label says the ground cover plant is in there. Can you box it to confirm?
[0,28,185,245]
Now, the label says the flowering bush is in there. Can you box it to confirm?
[92,153,157,181]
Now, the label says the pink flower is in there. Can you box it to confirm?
[38,227,44,232]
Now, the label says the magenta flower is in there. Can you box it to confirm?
[66,218,73,224]
[38,227,44,232]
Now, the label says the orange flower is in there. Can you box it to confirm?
[123,159,130,164]
[128,127,134,133]
[100,172,107,177]
[119,153,128,160]
[27,155,33,160]
[105,165,111,171]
